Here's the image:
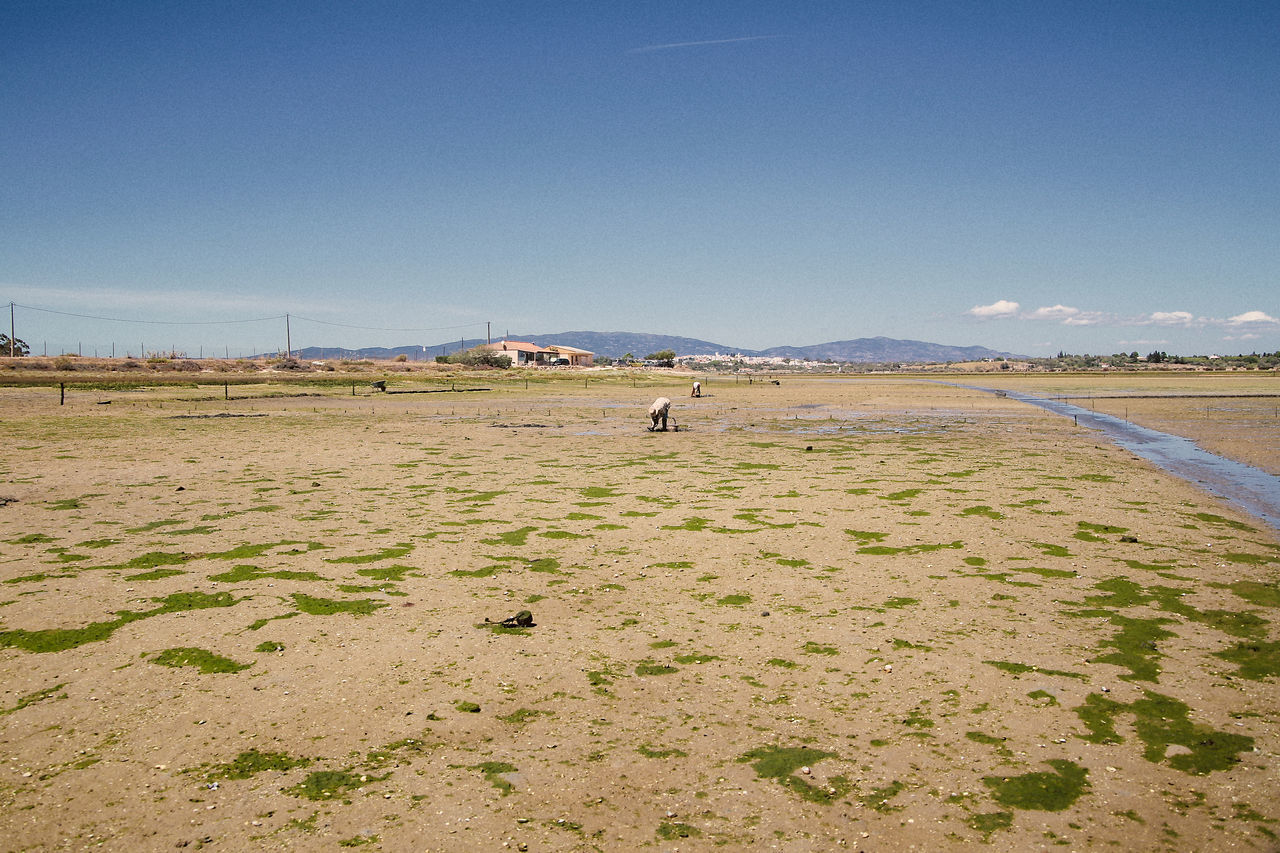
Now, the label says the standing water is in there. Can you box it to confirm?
[962,385,1280,533]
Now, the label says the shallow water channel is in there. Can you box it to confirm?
[958,383,1280,533]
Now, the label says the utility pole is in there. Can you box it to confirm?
[286,314,292,358]
[487,321,491,345]
[9,302,14,357]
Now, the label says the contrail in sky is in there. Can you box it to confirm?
[627,35,786,54]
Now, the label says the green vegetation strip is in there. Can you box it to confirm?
[0,592,240,653]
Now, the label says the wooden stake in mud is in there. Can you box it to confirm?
[225,382,229,400]
[60,382,65,405]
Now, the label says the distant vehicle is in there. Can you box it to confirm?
[551,358,570,366]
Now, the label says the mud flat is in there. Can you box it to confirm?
[1,376,1277,850]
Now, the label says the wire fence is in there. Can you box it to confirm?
[3,301,490,360]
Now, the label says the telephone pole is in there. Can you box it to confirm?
[285,314,292,358]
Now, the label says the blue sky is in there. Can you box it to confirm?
[3,1,1277,357]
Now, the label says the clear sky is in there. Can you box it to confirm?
[3,1,1278,357]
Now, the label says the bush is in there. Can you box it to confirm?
[443,347,512,368]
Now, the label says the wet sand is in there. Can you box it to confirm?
[2,376,1278,851]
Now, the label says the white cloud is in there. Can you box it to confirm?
[1061,312,1108,326]
[1028,304,1080,321]
[967,300,1020,319]
[1226,310,1278,325]
[1147,311,1195,326]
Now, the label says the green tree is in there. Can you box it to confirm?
[646,349,676,362]
[0,333,30,357]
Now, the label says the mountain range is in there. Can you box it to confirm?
[286,333,1022,364]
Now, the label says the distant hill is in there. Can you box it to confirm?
[285,333,1022,364]
[757,336,1018,363]
[504,333,1022,363]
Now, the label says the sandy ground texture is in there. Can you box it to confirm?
[1,375,1278,852]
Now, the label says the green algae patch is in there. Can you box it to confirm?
[449,565,499,578]
[858,541,962,556]
[881,489,921,501]
[7,533,57,544]
[1190,512,1255,531]
[325,543,413,564]
[471,761,518,795]
[579,486,619,498]
[290,593,388,617]
[859,780,907,813]
[356,565,419,582]
[674,652,720,664]
[1071,611,1175,682]
[656,821,701,840]
[539,529,589,540]
[497,708,547,726]
[961,505,1005,520]
[0,591,240,654]
[206,540,325,560]
[1220,552,1276,566]
[247,612,298,631]
[285,769,382,800]
[480,526,538,546]
[1226,581,1280,608]
[99,551,195,572]
[983,660,1086,680]
[1213,641,1280,681]
[662,517,710,532]
[151,647,251,673]
[716,593,752,606]
[1074,690,1254,774]
[1,683,66,716]
[844,529,887,543]
[199,749,311,780]
[983,759,1089,811]
[637,745,687,759]
[127,567,187,581]
[967,811,1014,838]
[209,564,324,583]
[255,641,285,653]
[635,662,679,676]
[884,596,919,609]
[966,731,1012,756]
[739,746,849,803]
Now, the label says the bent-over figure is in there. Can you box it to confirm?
[691,381,701,398]
[648,397,672,431]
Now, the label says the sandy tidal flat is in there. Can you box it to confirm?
[1,376,1278,851]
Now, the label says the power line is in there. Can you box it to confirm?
[12,303,485,334]
[289,315,483,333]
[14,303,285,326]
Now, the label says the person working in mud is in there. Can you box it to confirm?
[648,396,672,431]
[691,381,701,398]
